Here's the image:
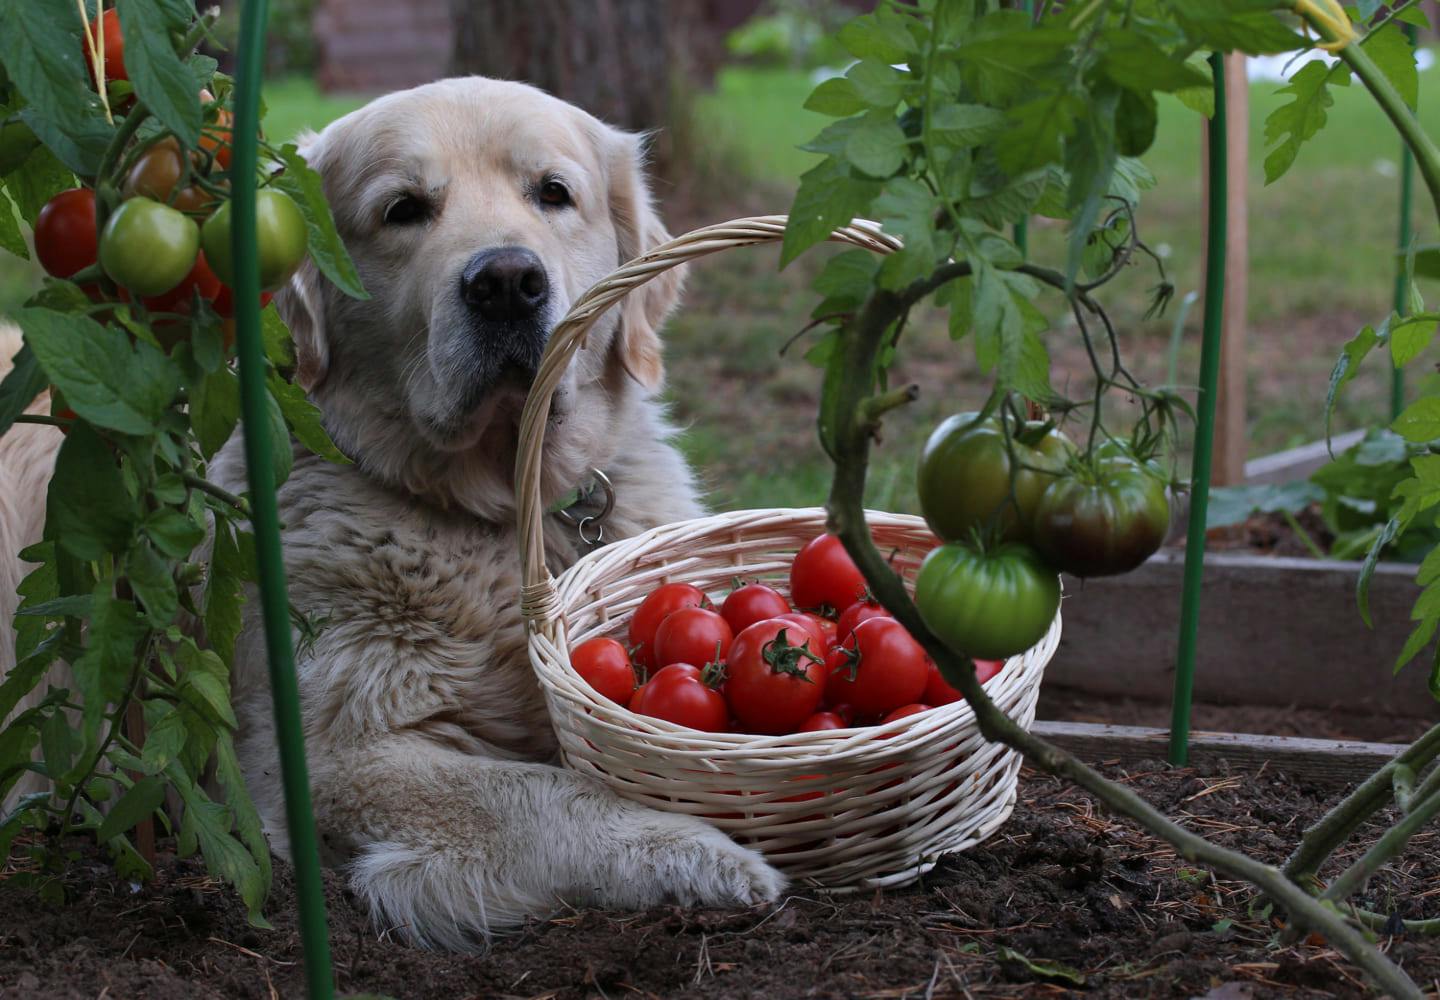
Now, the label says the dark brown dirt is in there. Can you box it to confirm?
[4,762,1439,999]
[1203,507,1339,560]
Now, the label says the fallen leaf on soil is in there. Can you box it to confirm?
[995,945,1086,986]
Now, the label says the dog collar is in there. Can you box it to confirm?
[549,467,614,549]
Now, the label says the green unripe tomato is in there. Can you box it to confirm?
[917,413,1075,544]
[914,541,1060,661]
[0,118,39,175]
[99,197,200,297]
[202,189,308,291]
[1031,461,1171,578]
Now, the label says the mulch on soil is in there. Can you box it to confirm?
[2,762,1437,999]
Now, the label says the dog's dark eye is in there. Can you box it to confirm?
[384,195,430,226]
[538,179,571,208]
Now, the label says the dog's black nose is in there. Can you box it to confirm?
[461,247,549,322]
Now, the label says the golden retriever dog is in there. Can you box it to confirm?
[0,77,783,950]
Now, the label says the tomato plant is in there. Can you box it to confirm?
[725,619,827,734]
[824,617,928,717]
[790,533,867,613]
[628,583,708,670]
[0,0,366,926]
[914,543,1059,661]
[570,638,637,707]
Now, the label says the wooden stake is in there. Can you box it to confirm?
[1201,54,1250,487]
[124,699,156,865]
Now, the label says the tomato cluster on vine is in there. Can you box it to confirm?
[32,30,307,358]
[569,533,1005,734]
[914,411,1172,662]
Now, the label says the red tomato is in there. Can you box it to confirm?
[653,607,733,669]
[630,663,728,732]
[570,637,637,707]
[790,533,868,613]
[720,582,790,634]
[85,9,127,85]
[828,703,857,725]
[34,189,98,279]
[880,703,932,724]
[924,658,1004,706]
[774,612,828,649]
[130,250,222,313]
[798,711,848,732]
[211,284,274,318]
[725,619,827,734]
[824,617,929,718]
[836,599,891,642]
[801,612,838,648]
[628,583,707,670]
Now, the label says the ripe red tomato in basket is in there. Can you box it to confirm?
[570,637,637,707]
[790,534,868,614]
[725,619,827,734]
[774,612,829,650]
[629,582,707,670]
[824,617,928,718]
[630,663,728,732]
[720,582,791,634]
[924,658,1004,706]
[799,711,848,732]
[880,703,932,724]
[836,599,891,642]
[653,607,732,669]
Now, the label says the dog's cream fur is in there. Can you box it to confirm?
[0,77,783,950]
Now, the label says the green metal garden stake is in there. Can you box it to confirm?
[232,0,335,995]
[1390,21,1419,421]
[1169,52,1229,766]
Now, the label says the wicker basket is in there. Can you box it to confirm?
[514,216,1060,889]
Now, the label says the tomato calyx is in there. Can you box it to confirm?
[700,655,727,689]
[829,643,862,683]
[760,627,822,680]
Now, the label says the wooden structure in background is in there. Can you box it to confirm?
[1202,53,1250,488]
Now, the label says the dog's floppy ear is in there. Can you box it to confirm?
[276,259,328,391]
[606,129,683,390]
[274,129,329,392]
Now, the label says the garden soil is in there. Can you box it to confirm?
[2,761,1437,999]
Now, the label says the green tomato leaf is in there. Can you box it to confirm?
[3,144,75,227]
[260,304,296,368]
[214,730,272,927]
[1263,60,1345,185]
[929,104,1008,147]
[1357,516,1402,628]
[46,422,136,561]
[0,0,115,176]
[1325,324,1379,454]
[40,708,76,783]
[0,343,48,439]
[204,521,248,665]
[144,507,205,558]
[995,89,1084,177]
[837,9,917,63]
[1174,7,1307,55]
[96,775,166,843]
[0,193,27,260]
[803,78,867,118]
[844,60,905,110]
[1100,30,1212,93]
[19,307,179,435]
[72,585,147,734]
[1361,21,1418,111]
[117,0,203,148]
[780,156,881,268]
[1393,397,1440,442]
[1116,88,1157,158]
[1390,315,1438,368]
[271,144,368,300]
[1394,612,1439,674]
[267,372,348,464]
[126,539,177,627]
[845,113,909,178]
[167,764,268,925]
[190,364,239,459]
[264,388,294,486]
[955,22,1076,104]
[140,700,187,774]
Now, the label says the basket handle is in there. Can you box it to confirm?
[516,214,901,635]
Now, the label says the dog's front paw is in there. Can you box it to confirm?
[608,812,785,910]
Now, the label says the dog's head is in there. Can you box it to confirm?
[276,77,682,518]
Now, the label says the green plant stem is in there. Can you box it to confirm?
[820,267,1421,1000]
[1394,762,1417,813]
[13,415,70,428]
[1284,722,1440,883]
[1321,764,1440,906]
[1352,907,1440,936]
[180,472,250,517]
[1279,508,1327,561]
